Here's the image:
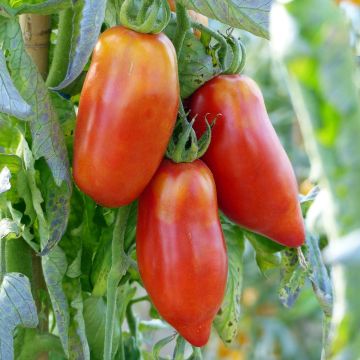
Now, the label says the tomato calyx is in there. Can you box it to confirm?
[119,0,171,34]
[166,106,215,163]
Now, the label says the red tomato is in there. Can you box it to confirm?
[189,75,305,247]
[73,26,179,207]
[136,159,228,347]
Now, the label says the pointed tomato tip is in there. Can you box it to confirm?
[176,322,211,347]
[279,228,306,248]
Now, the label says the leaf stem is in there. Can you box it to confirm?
[104,205,132,360]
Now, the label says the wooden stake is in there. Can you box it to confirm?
[19,14,51,79]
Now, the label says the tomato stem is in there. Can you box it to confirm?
[104,205,132,360]
[223,36,247,75]
[191,21,229,71]
[46,7,73,88]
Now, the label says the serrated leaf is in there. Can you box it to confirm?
[0,273,38,359]
[0,17,71,189]
[0,49,32,119]
[6,0,71,15]
[278,248,306,308]
[42,246,70,356]
[0,166,11,194]
[53,0,106,89]
[214,223,244,344]
[178,0,272,39]
[38,161,71,255]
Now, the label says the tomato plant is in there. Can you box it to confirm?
[0,0,358,359]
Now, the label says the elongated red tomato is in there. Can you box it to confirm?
[189,75,305,247]
[136,160,228,347]
[73,26,179,207]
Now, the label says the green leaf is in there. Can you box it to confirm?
[0,116,22,154]
[245,230,284,254]
[0,17,71,189]
[49,91,76,152]
[53,0,107,89]
[245,231,283,274]
[68,281,90,360]
[138,319,170,333]
[84,296,121,360]
[167,29,221,98]
[0,273,38,359]
[152,334,176,359]
[214,223,244,344]
[305,232,333,317]
[0,49,32,119]
[42,246,70,356]
[38,160,71,255]
[278,248,306,308]
[3,0,72,16]
[178,0,272,39]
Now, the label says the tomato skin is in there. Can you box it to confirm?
[73,26,179,207]
[189,75,305,247]
[136,160,228,347]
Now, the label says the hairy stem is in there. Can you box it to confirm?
[173,3,191,59]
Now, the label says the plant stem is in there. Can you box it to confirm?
[46,7,74,87]
[191,21,229,70]
[173,3,191,59]
[104,205,131,360]
[0,237,6,284]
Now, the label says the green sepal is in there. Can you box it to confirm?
[166,113,214,163]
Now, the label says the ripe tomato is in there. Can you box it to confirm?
[136,159,228,347]
[189,75,305,247]
[73,26,179,207]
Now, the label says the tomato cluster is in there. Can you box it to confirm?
[73,8,305,348]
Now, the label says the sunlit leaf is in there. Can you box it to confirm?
[53,0,106,89]
[178,0,272,39]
